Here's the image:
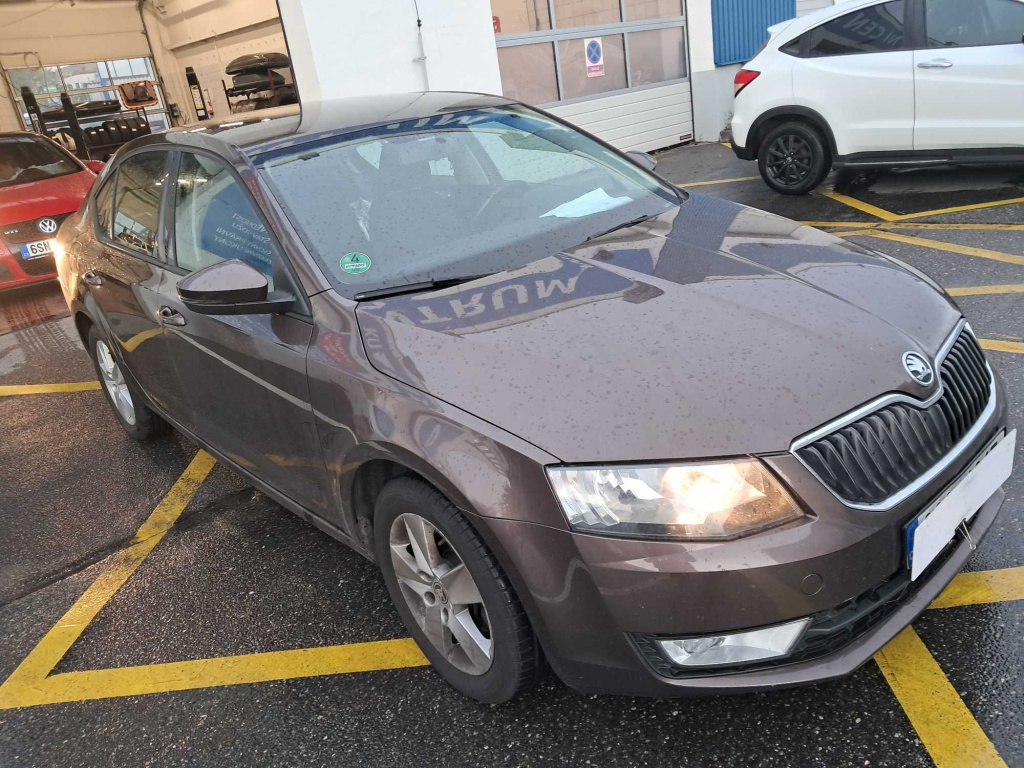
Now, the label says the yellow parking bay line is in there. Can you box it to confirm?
[5,640,428,708]
[948,285,1024,297]
[0,381,101,397]
[0,451,217,710]
[979,339,1024,355]
[0,448,428,710]
[875,627,1007,768]
[819,190,901,221]
[931,567,1024,610]
[680,176,760,187]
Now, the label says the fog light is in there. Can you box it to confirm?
[656,618,811,668]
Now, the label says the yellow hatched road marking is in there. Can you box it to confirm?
[979,339,1024,354]
[947,285,1024,297]
[931,567,1024,610]
[896,196,1024,222]
[0,382,101,397]
[818,190,1024,223]
[804,221,1024,232]
[819,190,902,221]
[853,230,1024,267]
[680,176,760,187]
[876,627,1008,768]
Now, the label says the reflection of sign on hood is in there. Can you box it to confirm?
[378,255,641,336]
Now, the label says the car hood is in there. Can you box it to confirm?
[0,169,95,226]
[355,195,961,462]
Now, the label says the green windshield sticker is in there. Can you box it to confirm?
[340,252,371,275]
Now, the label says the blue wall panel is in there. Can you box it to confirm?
[712,0,797,66]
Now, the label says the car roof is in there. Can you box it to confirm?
[163,92,518,157]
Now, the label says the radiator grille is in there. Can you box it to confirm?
[797,329,991,506]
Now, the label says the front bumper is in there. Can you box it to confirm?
[0,252,57,291]
[476,376,1008,697]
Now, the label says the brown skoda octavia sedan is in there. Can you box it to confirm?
[55,94,1014,703]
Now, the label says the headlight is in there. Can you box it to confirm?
[547,459,803,540]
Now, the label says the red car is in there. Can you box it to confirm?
[0,132,103,290]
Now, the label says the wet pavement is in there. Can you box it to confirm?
[1,145,1022,767]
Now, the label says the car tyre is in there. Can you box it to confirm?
[757,122,831,195]
[374,475,539,703]
[87,325,169,441]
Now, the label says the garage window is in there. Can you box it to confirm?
[5,57,171,133]
[492,0,686,106]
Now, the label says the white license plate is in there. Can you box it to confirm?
[19,239,56,259]
[907,429,1015,580]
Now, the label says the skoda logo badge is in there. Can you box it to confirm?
[903,352,934,386]
[37,218,57,234]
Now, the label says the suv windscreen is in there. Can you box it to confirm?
[807,0,906,56]
[256,105,681,297]
[0,136,81,188]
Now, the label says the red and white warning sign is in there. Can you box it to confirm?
[584,37,604,78]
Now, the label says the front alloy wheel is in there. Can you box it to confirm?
[374,476,538,703]
[389,513,493,675]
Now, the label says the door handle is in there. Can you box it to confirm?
[82,270,104,286]
[918,59,953,69]
[158,306,188,327]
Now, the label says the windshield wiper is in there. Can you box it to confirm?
[585,213,659,243]
[354,274,494,301]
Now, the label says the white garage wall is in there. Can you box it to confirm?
[0,0,151,132]
[277,0,502,107]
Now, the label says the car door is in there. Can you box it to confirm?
[160,149,332,515]
[87,150,195,430]
[792,0,915,155]
[914,0,1024,150]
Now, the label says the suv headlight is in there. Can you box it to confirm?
[547,459,803,540]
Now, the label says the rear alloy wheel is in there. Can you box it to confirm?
[87,325,169,441]
[758,122,830,195]
[374,476,538,703]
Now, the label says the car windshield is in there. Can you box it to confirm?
[256,105,681,296]
[0,136,81,188]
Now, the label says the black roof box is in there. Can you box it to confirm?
[225,52,291,75]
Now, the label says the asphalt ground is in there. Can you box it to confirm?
[1,144,1023,768]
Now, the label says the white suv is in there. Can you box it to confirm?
[731,0,1024,194]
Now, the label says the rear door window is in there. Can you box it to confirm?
[172,151,275,284]
[925,0,1024,48]
[807,0,906,56]
[111,152,169,257]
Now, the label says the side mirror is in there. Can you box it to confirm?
[626,150,657,172]
[85,160,105,174]
[177,259,295,316]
